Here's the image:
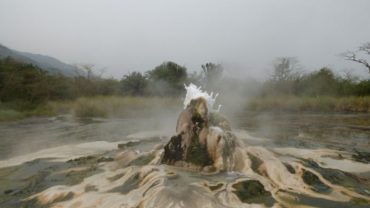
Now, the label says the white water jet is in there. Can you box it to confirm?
[183,83,221,112]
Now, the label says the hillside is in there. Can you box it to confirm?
[0,44,81,76]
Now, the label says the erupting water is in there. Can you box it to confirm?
[184,83,221,112]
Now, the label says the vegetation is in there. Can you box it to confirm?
[57,96,181,118]
[201,62,224,90]
[343,42,370,74]
[120,72,147,96]
[247,96,370,113]
[1,49,370,121]
[262,57,370,97]
[146,61,188,96]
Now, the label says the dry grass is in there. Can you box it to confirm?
[246,96,370,113]
[49,96,182,118]
[0,108,24,121]
[2,95,369,122]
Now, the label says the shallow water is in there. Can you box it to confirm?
[234,112,370,152]
[0,113,369,207]
[0,115,175,160]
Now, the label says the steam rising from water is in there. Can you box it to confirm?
[0,85,369,207]
[12,134,369,208]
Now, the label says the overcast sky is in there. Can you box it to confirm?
[1,0,370,79]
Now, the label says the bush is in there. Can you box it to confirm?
[146,61,187,96]
[120,72,148,96]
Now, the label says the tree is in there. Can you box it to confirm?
[120,72,148,96]
[97,78,120,96]
[201,63,223,90]
[300,68,339,96]
[264,57,301,95]
[271,57,300,82]
[343,42,370,74]
[147,61,187,96]
[0,58,50,107]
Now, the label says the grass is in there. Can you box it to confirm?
[0,102,54,122]
[0,108,24,121]
[49,96,182,118]
[246,96,370,113]
[1,96,181,122]
[1,95,369,122]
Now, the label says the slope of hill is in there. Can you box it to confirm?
[0,44,81,76]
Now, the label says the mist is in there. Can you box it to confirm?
[1,1,370,207]
[1,0,370,79]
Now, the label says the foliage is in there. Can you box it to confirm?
[0,57,49,107]
[201,62,223,90]
[343,42,370,74]
[262,59,370,97]
[296,68,339,96]
[1,56,370,121]
[271,57,300,82]
[120,72,148,96]
[0,58,121,103]
[247,96,370,113]
[146,61,188,96]
[0,108,24,121]
[263,57,301,95]
[61,96,181,118]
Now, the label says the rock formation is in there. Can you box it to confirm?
[161,96,243,172]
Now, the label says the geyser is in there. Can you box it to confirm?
[1,84,370,208]
[162,83,246,172]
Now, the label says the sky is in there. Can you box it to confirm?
[1,0,370,79]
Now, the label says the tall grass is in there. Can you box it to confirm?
[1,95,369,122]
[0,108,24,121]
[246,96,370,113]
[49,96,182,118]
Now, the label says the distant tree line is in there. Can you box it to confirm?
[262,57,370,97]
[0,59,205,109]
[1,54,370,110]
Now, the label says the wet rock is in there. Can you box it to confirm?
[161,97,240,171]
[109,173,140,194]
[247,152,264,174]
[286,191,370,208]
[302,169,331,193]
[185,135,212,166]
[283,162,296,174]
[118,141,141,149]
[85,185,98,192]
[67,155,96,164]
[162,98,212,166]
[350,197,370,205]
[302,159,370,196]
[128,153,156,166]
[0,159,99,208]
[232,180,275,206]
[352,149,370,163]
[3,189,13,195]
[97,157,114,163]
[162,135,184,165]
[209,112,231,131]
[208,183,223,191]
[108,173,125,182]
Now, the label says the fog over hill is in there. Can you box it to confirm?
[1,0,370,79]
[0,44,81,76]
